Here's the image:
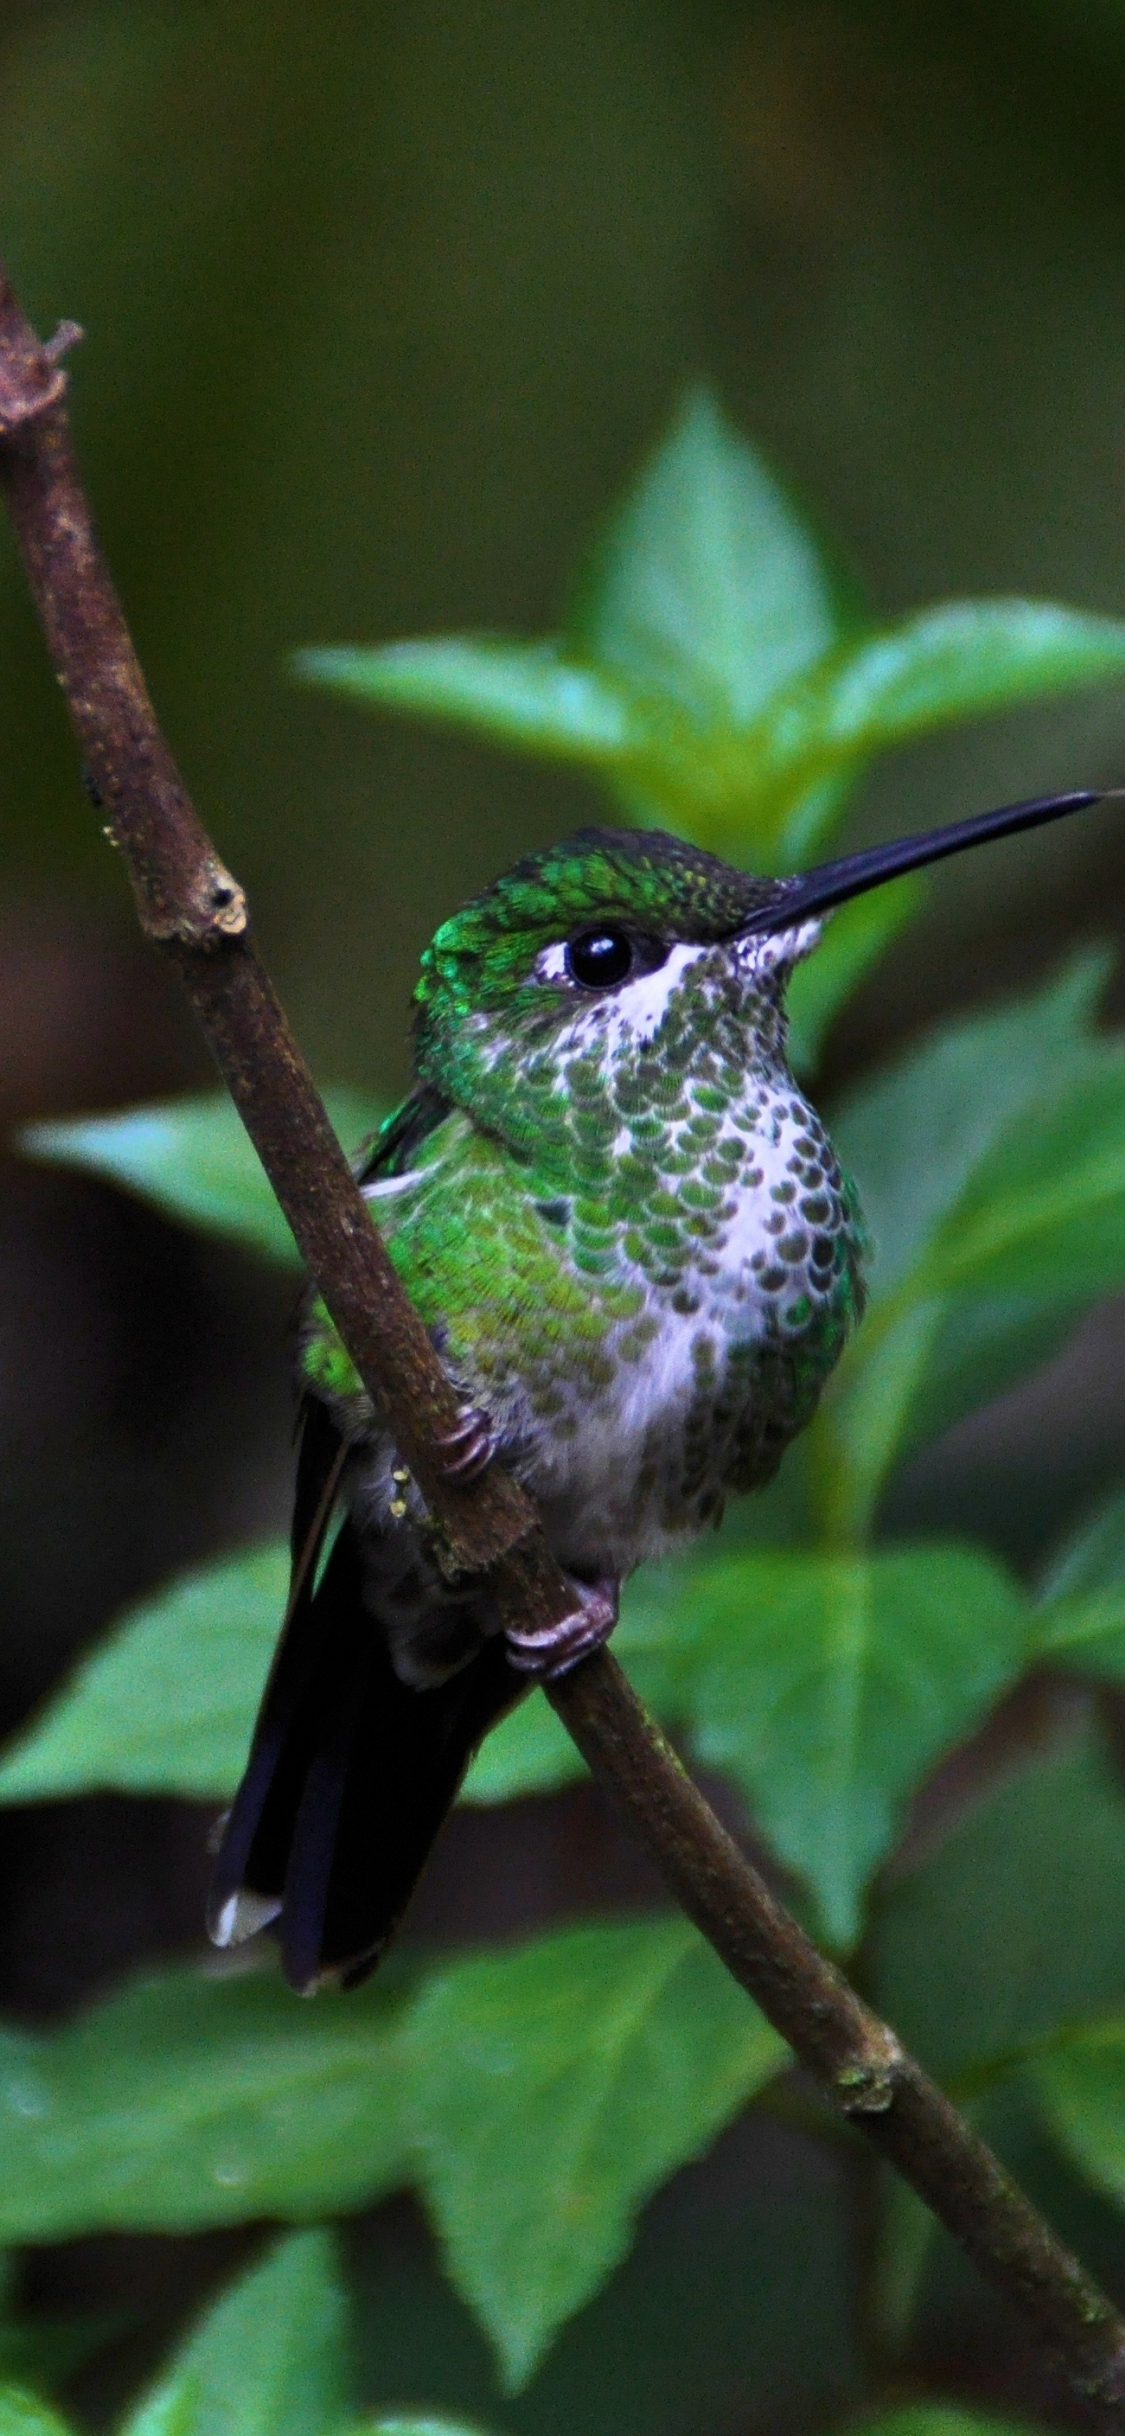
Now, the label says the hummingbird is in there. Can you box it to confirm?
[208,787,1105,1994]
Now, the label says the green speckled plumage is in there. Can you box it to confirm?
[302,826,867,1577]
[212,797,1097,1990]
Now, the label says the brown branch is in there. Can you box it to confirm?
[0,275,537,1587]
[2,263,1124,2429]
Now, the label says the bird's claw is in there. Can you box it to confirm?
[436,1403,496,1484]
[505,1574,619,1680]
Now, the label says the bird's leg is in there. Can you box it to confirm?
[504,1573,619,1679]
[434,1403,496,1483]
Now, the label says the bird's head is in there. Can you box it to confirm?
[411,791,1106,1159]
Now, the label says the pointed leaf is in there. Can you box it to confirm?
[0,1962,410,2238]
[20,1089,382,1265]
[0,1544,286,1804]
[572,388,846,728]
[293,640,637,766]
[1031,2015,1125,2216]
[121,2231,347,2436]
[406,1915,786,2389]
[295,408,1125,870]
[754,599,1125,804]
[685,1544,1027,1948]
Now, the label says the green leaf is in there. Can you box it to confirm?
[833,953,1111,1298]
[929,1055,1125,1302]
[0,1961,410,2238]
[19,1089,382,1266]
[753,599,1125,810]
[0,1529,696,1822]
[0,2398,74,2436]
[873,1723,1125,2084]
[684,1543,1027,1949]
[1031,2015,1125,2218]
[294,402,1125,869]
[406,1915,786,2389]
[121,2231,347,2436]
[815,954,1123,1522]
[459,1694,583,1806]
[295,394,858,862]
[0,1533,693,1812]
[0,1545,286,1804]
[292,640,638,768]
[571,388,846,729]
[786,876,924,1073]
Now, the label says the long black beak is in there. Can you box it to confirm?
[738,789,1111,936]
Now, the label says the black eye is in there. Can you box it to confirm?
[566,928,635,989]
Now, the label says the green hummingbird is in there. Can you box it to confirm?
[208,787,1105,1993]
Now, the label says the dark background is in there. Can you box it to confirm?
[5,4,1125,2427]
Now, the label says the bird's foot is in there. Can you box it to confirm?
[505,1573,619,1680]
[435,1403,496,1484]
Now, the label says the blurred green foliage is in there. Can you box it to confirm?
[10,0,1125,2422]
[7,0,1125,1085]
[295,390,1125,864]
[7,385,1125,2435]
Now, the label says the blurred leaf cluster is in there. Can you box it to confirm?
[0,2229,1052,2436]
[10,397,1125,2430]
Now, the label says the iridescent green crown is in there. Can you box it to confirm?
[414,825,773,1023]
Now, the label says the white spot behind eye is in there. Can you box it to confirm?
[534,941,571,984]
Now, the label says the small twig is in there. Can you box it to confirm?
[2,261,1124,2427]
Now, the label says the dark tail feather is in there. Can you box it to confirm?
[208,1521,522,1992]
